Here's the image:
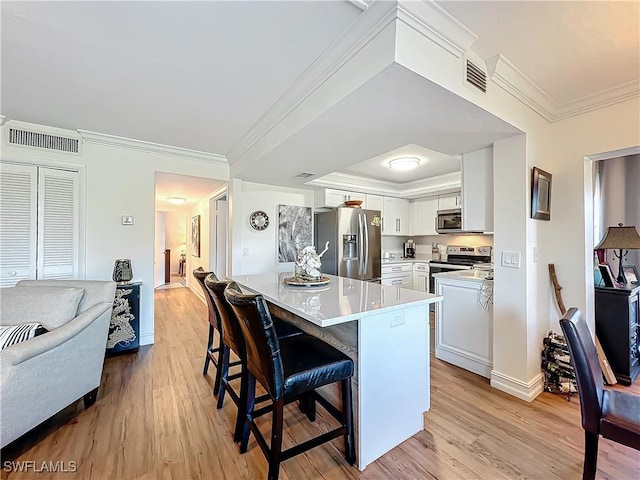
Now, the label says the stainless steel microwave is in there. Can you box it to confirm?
[436,208,463,233]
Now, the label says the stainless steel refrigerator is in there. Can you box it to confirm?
[315,207,381,281]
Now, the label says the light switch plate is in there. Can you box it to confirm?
[501,251,521,268]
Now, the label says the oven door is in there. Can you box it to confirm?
[429,263,472,294]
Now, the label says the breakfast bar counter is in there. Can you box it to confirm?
[232,272,442,470]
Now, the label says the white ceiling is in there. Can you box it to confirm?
[437,1,640,107]
[2,1,638,197]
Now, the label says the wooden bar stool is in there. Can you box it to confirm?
[192,267,226,395]
[224,284,355,480]
[204,276,303,441]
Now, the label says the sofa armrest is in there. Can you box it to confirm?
[0,302,112,367]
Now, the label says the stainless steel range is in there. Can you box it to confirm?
[429,245,492,293]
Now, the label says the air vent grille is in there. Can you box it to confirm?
[9,128,80,153]
[295,172,315,178]
[466,60,487,93]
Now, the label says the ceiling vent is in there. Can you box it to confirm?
[295,172,316,178]
[466,59,487,93]
[8,127,80,154]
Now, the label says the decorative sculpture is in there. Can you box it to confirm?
[294,241,329,281]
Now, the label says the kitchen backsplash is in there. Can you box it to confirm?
[382,234,494,259]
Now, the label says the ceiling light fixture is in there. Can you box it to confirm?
[388,157,420,171]
[167,197,186,205]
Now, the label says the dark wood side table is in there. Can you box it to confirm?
[106,282,141,356]
[594,285,640,385]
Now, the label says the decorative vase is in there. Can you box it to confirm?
[112,259,133,284]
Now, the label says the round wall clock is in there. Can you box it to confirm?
[249,210,269,230]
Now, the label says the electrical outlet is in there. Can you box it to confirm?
[242,247,249,257]
[390,315,405,328]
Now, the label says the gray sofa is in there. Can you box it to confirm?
[0,280,116,448]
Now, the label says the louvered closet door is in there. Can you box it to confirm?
[37,168,79,279]
[0,164,38,286]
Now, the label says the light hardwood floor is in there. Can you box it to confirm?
[2,286,639,479]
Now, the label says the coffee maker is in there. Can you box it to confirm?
[403,240,416,258]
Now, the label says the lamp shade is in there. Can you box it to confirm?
[595,225,640,250]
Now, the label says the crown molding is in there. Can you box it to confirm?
[553,80,640,121]
[227,0,399,164]
[78,130,228,165]
[307,171,461,198]
[396,0,478,59]
[487,54,556,122]
[487,54,640,123]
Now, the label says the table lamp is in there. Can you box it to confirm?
[595,223,640,284]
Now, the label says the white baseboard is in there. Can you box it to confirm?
[490,370,543,402]
[139,332,154,346]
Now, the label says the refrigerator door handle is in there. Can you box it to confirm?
[362,213,369,275]
[358,213,365,276]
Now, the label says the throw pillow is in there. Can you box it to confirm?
[0,286,84,330]
[0,323,47,350]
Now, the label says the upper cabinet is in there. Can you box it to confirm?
[382,197,410,235]
[461,146,493,232]
[365,194,384,213]
[314,188,366,209]
[437,192,462,210]
[410,196,439,236]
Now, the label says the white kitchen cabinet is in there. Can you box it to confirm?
[381,262,413,289]
[412,263,430,292]
[435,273,493,378]
[410,196,438,236]
[314,188,366,209]
[365,194,384,213]
[461,146,493,232]
[438,192,461,210]
[382,197,410,235]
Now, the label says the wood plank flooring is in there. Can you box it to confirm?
[2,286,639,479]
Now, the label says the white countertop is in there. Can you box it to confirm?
[231,272,442,327]
[433,269,493,283]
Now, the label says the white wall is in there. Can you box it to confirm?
[229,180,315,276]
[1,122,229,346]
[394,19,640,399]
[164,211,187,274]
[186,196,212,300]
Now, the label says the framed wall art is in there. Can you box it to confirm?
[277,205,312,263]
[191,214,201,258]
[531,167,552,221]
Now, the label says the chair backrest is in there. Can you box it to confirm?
[224,283,284,400]
[204,275,244,357]
[192,268,220,330]
[559,307,604,434]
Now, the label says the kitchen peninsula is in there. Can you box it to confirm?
[232,272,442,470]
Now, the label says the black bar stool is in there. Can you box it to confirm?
[224,284,355,480]
[204,276,303,441]
[192,267,226,395]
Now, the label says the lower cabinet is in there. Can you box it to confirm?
[381,263,413,289]
[413,263,430,293]
[435,275,492,378]
[106,282,141,356]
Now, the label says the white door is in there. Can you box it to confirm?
[0,163,37,286]
[0,163,79,286]
[154,212,166,288]
[215,198,228,279]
